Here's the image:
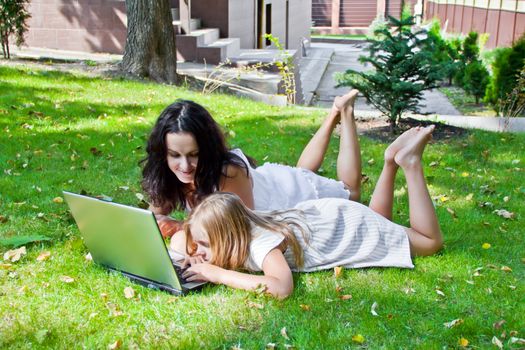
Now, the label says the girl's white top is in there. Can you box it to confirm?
[230,148,350,211]
[245,198,414,272]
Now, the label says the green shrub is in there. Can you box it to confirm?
[463,60,490,104]
[425,20,461,85]
[485,35,525,114]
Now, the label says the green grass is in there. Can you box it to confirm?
[1,63,524,349]
[440,86,497,117]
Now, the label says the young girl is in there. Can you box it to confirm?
[181,125,443,299]
[141,91,362,237]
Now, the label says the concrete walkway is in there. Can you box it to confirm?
[308,42,462,116]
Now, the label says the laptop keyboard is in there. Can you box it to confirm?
[172,261,189,284]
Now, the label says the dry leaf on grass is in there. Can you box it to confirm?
[334,266,343,278]
[265,343,276,350]
[299,304,310,311]
[36,251,51,261]
[352,334,365,344]
[339,294,352,300]
[501,265,512,272]
[124,286,135,299]
[60,276,75,283]
[0,263,13,270]
[482,243,491,249]
[492,336,503,349]
[493,209,514,219]
[246,300,264,309]
[85,252,93,261]
[108,340,121,349]
[444,319,464,328]
[3,246,27,262]
[52,197,63,204]
[370,302,379,316]
[280,327,290,340]
[458,337,469,347]
[493,320,506,329]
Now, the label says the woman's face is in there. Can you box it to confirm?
[165,132,199,184]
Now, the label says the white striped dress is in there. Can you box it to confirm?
[245,198,414,272]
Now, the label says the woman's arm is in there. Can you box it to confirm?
[182,249,294,299]
[220,164,255,210]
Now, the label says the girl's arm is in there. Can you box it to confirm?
[220,164,255,210]
[182,249,294,299]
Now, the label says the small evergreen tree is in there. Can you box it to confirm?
[0,0,31,59]
[463,60,490,104]
[425,21,460,85]
[336,14,441,128]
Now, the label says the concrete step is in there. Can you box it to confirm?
[176,28,221,62]
[196,38,241,65]
[173,18,202,34]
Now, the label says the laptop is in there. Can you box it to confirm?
[63,191,206,295]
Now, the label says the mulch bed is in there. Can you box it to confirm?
[357,117,468,143]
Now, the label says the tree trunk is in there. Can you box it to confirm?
[121,0,177,84]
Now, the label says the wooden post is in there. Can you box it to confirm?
[179,0,191,34]
[331,0,340,34]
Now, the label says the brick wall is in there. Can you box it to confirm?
[25,0,127,54]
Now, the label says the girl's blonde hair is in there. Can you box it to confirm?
[184,192,308,270]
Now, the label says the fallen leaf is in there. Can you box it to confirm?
[280,327,290,340]
[458,337,469,347]
[135,193,144,201]
[266,343,276,350]
[501,265,512,272]
[446,207,457,218]
[85,252,93,261]
[0,263,13,270]
[436,289,445,297]
[511,159,520,165]
[429,161,438,167]
[60,275,75,283]
[482,243,491,249]
[461,172,469,177]
[0,215,8,223]
[492,336,503,349]
[3,246,26,262]
[52,197,64,204]
[299,304,310,311]
[493,209,514,219]
[444,319,463,328]
[18,285,28,293]
[403,287,415,294]
[493,320,506,329]
[108,340,121,349]
[352,334,365,344]
[509,285,516,290]
[246,300,264,309]
[370,302,379,316]
[510,337,525,345]
[339,294,352,300]
[465,193,474,201]
[283,345,295,350]
[36,251,51,261]
[334,266,343,278]
[367,158,375,165]
[503,196,510,202]
[124,286,135,299]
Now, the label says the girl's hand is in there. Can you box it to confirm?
[182,262,223,284]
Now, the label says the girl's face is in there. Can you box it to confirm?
[165,132,199,184]
[190,222,212,261]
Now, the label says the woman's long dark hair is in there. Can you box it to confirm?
[141,100,250,212]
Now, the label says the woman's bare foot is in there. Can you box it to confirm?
[394,125,435,169]
[384,127,422,164]
[333,89,359,113]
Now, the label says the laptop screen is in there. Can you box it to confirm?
[63,191,182,290]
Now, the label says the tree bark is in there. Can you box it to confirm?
[122,0,178,84]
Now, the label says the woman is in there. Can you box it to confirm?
[181,126,443,299]
[141,91,362,237]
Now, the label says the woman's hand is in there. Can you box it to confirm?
[182,262,223,284]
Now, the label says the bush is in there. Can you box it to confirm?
[485,35,525,114]
[336,15,441,128]
[463,61,490,104]
[0,0,31,59]
[425,20,461,85]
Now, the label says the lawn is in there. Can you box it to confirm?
[0,63,523,349]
